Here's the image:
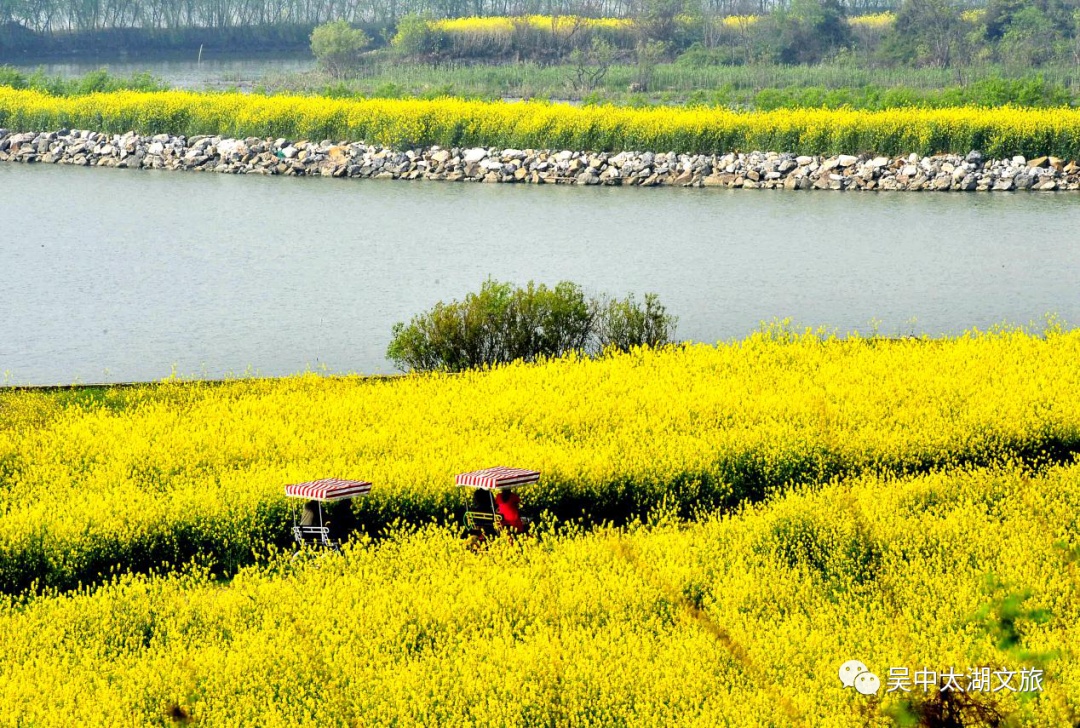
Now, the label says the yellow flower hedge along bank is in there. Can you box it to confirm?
[431,14,637,39]
[431,14,633,33]
[0,464,1076,726]
[3,87,1080,157]
[426,13,898,34]
[1,328,1079,593]
[847,12,895,29]
[721,12,899,28]
[395,16,645,59]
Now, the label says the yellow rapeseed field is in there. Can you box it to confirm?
[418,12,911,34]
[3,87,1080,157]
[409,15,642,56]
[847,12,895,29]
[721,12,893,29]
[431,15,634,34]
[720,14,760,28]
[1,328,1078,593]
[0,463,1076,726]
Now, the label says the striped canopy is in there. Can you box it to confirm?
[284,478,372,502]
[455,466,540,491]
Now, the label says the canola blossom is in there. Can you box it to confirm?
[3,87,1080,157]
[0,463,1076,726]
[425,12,899,32]
[404,15,643,57]
[720,13,760,27]
[1,328,1079,593]
[431,14,635,34]
[847,12,895,29]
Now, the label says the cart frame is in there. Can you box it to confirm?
[456,466,540,536]
[284,478,372,555]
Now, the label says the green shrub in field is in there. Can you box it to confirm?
[391,14,450,61]
[311,20,372,78]
[386,280,677,372]
[0,66,165,95]
[593,293,677,354]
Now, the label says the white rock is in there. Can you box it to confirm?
[463,148,488,163]
[217,139,246,157]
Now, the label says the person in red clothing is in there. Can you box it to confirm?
[494,488,526,533]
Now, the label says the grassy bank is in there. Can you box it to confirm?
[1,328,1079,594]
[259,60,1080,109]
[5,87,1080,156]
[5,62,1078,109]
[0,463,1077,725]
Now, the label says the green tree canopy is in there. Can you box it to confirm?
[311,20,372,78]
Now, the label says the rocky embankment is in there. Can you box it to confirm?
[3,128,1080,191]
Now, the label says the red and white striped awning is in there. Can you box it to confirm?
[455,466,540,491]
[284,478,372,502]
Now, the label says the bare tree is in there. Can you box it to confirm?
[568,36,613,92]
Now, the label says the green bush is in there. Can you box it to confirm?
[0,66,165,95]
[386,280,677,372]
[0,66,27,89]
[391,14,448,61]
[675,43,739,67]
[311,20,372,78]
[593,293,678,353]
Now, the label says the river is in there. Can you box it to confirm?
[2,161,1079,385]
[5,54,313,90]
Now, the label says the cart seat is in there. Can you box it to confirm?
[292,525,338,550]
[464,510,504,533]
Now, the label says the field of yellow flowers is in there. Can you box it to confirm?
[0,462,1076,726]
[3,86,1080,157]
[422,13,898,36]
[1,328,1078,594]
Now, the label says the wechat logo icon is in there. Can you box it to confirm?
[839,659,881,695]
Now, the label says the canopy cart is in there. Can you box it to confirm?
[284,477,372,554]
[457,466,540,536]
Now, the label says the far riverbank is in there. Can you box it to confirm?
[3,129,1079,191]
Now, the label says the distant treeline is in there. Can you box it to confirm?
[1,0,901,37]
[0,0,920,54]
[386,4,1080,69]
[4,0,1080,71]
[0,22,322,54]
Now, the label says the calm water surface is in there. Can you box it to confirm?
[7,54,313,89]
[2,162,1079,385]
